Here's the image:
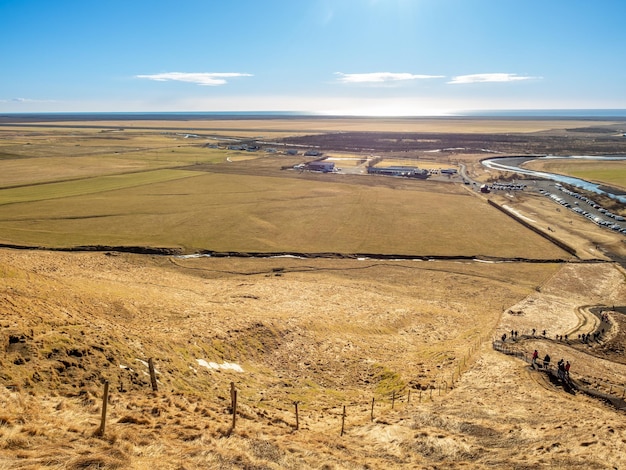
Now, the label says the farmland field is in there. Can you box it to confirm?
[1,116,626,469]
[0,169,200,206]
[0,168,569,256]
[0,129,231,188]
[0,123,573,258]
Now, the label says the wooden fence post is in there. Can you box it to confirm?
[97,380,109,436]
[370,398,375,421]
[294,401,299,430]
[340,405,346,436]
[407,389,411,405]
[148,358,158,392]
[230,382,238,431]
[392,391,396,410]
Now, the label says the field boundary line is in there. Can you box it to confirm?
[487,200,579,257]
[0,169,202,206]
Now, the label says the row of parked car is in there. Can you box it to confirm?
[489,183,527,191]
[539,185,626,234]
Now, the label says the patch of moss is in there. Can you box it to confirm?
[373,364,406,395]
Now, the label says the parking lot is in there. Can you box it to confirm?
[535,182,626,235]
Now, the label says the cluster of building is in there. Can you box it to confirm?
[224,144,322,156]
[286,149,322,156]
[219,142,438,180]
[305,161,335,173]
[227,144,261,151]
[367,165,430,179]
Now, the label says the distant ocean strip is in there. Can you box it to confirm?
[1,109,626,122]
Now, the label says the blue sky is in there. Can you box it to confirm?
[1,0,625,115]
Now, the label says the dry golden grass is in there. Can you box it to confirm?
[0,169,571,258]
[0,127,183,157]
[0,129,228,188]
[0,169,199,206]
[0,130,574,259]
[1,249,625,469]
[1,118,626,468]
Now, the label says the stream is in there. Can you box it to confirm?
[481,155,626,204]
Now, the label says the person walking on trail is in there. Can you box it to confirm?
[543,354,551,369]
[557,359,565,380]
[565,361,571,378]
[532,350,539,367]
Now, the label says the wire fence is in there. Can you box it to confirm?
[93,335,494,438]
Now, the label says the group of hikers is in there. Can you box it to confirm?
[532,349,571,382]
[498,313,612,386]
[502,326,605,346]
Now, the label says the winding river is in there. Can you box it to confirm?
[481,155,626,204]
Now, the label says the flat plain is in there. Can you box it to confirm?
[0,123,573,257]
[27,117,622,133]
[1,116,626,469]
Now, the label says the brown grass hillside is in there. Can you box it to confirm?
[2,249,626,469]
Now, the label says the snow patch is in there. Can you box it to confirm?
[136,359,149,368]
[502,205,536,223]
[196,359,244,372]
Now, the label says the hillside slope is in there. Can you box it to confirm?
[1,249,625,468]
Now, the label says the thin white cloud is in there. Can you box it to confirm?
[336,72,444,84]
[448,73,540,84]
[0,97,56,103]
[135,72,253,86]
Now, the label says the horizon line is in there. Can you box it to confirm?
[2,108,626,119]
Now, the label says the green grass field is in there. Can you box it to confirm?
[523,159,626,191]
